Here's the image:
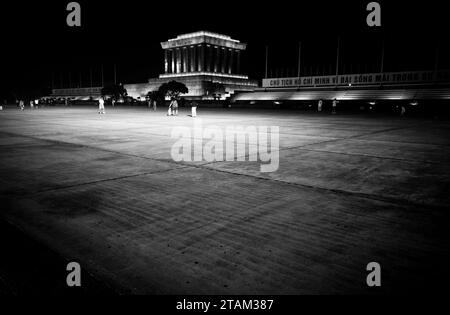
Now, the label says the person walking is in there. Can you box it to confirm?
[152,100,157,111]
[318,99,323,112]
[167,97,173,116]
[19,100,24,111]
[332,98,338,114]
[191,100,198,117]
[98,97,106,114]
[400,105,406,116]
[172,97,179,116]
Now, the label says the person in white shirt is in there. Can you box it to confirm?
[191,100,198,117]
[98,98,105,114]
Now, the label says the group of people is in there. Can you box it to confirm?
[147,99,157,111]
[317,98,339,114]
[17,99,40,111]
[97,96,198,117]
[12,96,409,117]
[167,97,198,117]
[167,97,178,116]
[318,98,408,116]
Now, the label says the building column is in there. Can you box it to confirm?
[196,45,201,72]
[190,46,196,72]
[164,50,169,74]
[170,49,175,74]
[176,48,182,73]
[221,48,227,73]
[184,47,188,73]
[182,47,188,73]
[228,49,234,74]
[214,46,219,73]
[200,45,205,72]
[205,45,211,72]
[236,50,241,74]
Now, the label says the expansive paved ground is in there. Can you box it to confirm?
[1,106,449,294]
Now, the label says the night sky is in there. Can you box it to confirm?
[1,0,449,98]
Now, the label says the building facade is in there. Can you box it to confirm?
[126,31,258,100]
[50,87,103,100]
[161,31,245,76]
[232,70,450,102]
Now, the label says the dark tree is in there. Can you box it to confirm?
[146,90,165,104]
[13,87,51,102]
[101,84,128,101]
[206,82,225,100]
[158,81,188,99]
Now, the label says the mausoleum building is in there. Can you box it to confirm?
[126,31,258,100]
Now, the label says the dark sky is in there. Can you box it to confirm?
[1,0,449,96]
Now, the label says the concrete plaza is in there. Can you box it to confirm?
[0,106,449,294]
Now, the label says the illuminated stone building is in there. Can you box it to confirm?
[125,31,258,100]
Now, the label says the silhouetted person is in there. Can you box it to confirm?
[172,98,179,116]
[400,105,406,116]
[167,98,174,116]
[332,98,338,114]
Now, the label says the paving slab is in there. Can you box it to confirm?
[1,107,449,294]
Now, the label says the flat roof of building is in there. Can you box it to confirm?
[167,31,240,43]
[161,31,246,50]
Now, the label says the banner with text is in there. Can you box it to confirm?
[262,71,450,88]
